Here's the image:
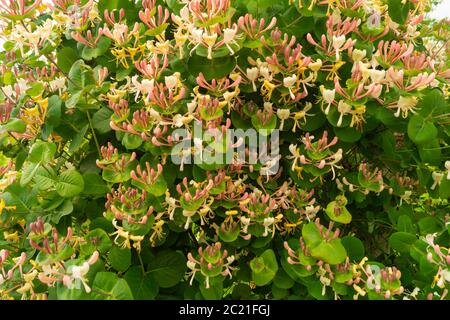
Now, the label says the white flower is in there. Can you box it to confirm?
[187,260,197,271]
[321,88,335,115]
[262,217,275,237]
[68,262,91,293]
[1,85,14,100]
[49,77,66,93]
[369,69,385,83]
[332,35,346,49]
[352,49,367,62]
[337,100,352,127]
[332,35,346,60]
[424,233,437,247]
[222,27,239,55]
[283,74,297,99]
[277,108,290,130]
[202,32,218,59]
[431,171,444,190]
[246,67,259,91]
[165,75,179,90]
[131,76,154,101]
[445,161,450,180]
[283,74,297,88]
[394,96,418,118]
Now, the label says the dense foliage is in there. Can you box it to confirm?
[0,0,449,300]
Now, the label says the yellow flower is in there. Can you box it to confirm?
[350,105,366,129]
[111,48,130,69]
[0,198,16,214]
[4,230,19,242]
[326,60,346,81]
[261,80,278,101]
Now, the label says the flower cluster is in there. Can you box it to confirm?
[0,0,449,301]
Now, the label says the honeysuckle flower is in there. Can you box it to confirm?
[332,35,346,60]
[49,77,66,94]
[165,73,180,92]
[393,96,419,118]
[351,48,367,62]
[189,27,204,56]
[337,100,352,127]
[292,102,314,133]
[246,67,259,91]
[431,172,444,190]
[102,22,139,46]
[321,87,335,115]
[174,28,189,58]
[277,109,290,130]
[283,74,297,99]
[445,161,450,180]
[350,104,366,129]
[369,69,386,84]
[110,219,145,251]
[222,26,239,55]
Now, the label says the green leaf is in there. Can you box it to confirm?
[273,269,295,289]
[388,0,412,25]
[80,228,112,256]
[33,166,57,190]
[108,246,131,272]
[92,272,134,300]
[147,250,187,288]
[122,133,143,150]
[334,126,362,143]
[418,140,441,166]
[68,60,95,93]
[439,179,450,199]
[69,124,88,153]
[131,174,167,197]
[92,107,113,134]
[2,183,37,214]
[28,141,56,164]
[26,82,44,97]
[124,267,158,300]
[56,47,79,73]
[250,249,278,286]
[187,55,236,81]
[81,37,111,60]
[388,232,417,254]
[341,236,365,262]
[302,223,323,249]
[56,169,85,198]
[82,173,110,195]
[200,278,223,299]
[407,114,437,145]
[20,162,41,186]
[47,96,62,127]
[1,118,26,133]
[51,199,74,224]
[418,217,441,235]
[310,239,347,264]
[325,201,352,224]
[417,89,447,117]
[397,215,415,233]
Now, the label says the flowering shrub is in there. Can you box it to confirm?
[0,0,449,300]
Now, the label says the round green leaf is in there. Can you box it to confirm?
[147,250,187,288]
[407,114,437,145]
[124,267,159,300]
[388,232,417,254]
[108,246,131,272]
